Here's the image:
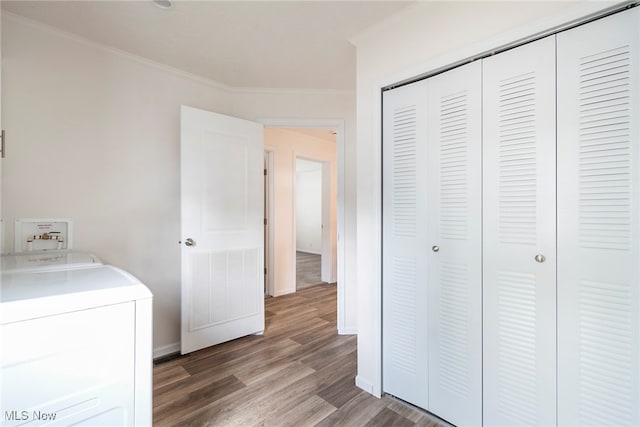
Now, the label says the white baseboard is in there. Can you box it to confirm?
[153,342,180,359]
[273,287,296,297]
[356,375,379,397]
[296,249,321,255]
[338,326,357,335]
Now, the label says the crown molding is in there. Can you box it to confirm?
[3,11,355,97]
[231,86,354,96]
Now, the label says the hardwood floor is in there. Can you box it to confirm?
[296,251,323,290]
[153,283,448,427]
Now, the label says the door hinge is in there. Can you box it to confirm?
[264,169,267,176]
[264,218,267,225]
[1,130,5,158]
[264,267,267,274]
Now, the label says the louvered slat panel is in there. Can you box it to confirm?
[579,46,632,251]
[437,262,469,397]
[392,106,418,238]
[496,271,538,424]
[498,72,537,246]
[427,61,482,427]
[578,280,633,425]
[389,256,418,374]
[558,8,639,426]
[483,35,557,427]
[389,103,420,375]
[439,91,469,240]
[382,80,429,410]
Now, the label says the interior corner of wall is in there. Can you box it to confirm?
[153,342,181,360]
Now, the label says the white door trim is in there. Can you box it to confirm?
[321,160,332,282]
[259,118,347,333]
[264,149,275,297]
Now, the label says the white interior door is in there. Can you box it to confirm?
[557,8,640,426]
[482,35,557,426]
[181,105,264,355]
[382,79,429,409]
[426,61,482,427]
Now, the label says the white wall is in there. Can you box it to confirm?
[264,128,336,295]
[296,160,322,254]
[352,0,620,396]
[1,13,358,356]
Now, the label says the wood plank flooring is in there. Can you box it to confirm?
[296,251,324,290]
[153,283,448,427]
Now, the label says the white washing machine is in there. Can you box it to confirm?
[0,219,153,426]
[0,265,153,426]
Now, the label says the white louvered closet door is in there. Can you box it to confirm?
[426,61,482,427]
[557,8,640,426]
[482,35,557,427]
[382,80,429,409]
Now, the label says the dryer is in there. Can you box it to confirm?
[0,265,152,426]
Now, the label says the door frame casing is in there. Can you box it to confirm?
[259,118,346,333]
[264,149,275,297]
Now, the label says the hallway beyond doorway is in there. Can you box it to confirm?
[296,251,324,290]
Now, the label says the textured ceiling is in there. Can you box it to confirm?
[2,0,413,90]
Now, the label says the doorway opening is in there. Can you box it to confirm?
[295,157,328,290]
[262,120,345,331]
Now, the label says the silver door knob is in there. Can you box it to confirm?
[535,254,546,263]
[184,238,195,247]
[432,245,439,252]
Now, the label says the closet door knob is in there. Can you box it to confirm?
[185,238,195,247]
[432,245,439,252]
[535,254,546,263]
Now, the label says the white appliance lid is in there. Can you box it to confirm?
[1,265,152,324]
[1,251,102,273]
